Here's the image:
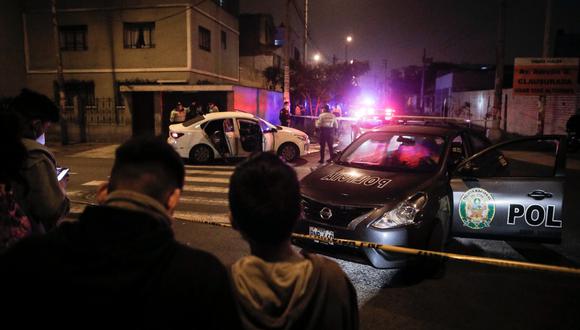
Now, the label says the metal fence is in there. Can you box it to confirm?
[63,98,126,126]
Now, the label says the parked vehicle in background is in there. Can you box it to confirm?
[167,112,310,163]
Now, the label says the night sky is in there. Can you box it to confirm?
[240,0,580,88]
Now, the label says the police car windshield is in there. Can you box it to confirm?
[338,132,445,172]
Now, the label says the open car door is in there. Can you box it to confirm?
[450,136,566,243]
[236,119,263,157]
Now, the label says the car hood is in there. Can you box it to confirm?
[277,126,307,136]
[300,164,436,207]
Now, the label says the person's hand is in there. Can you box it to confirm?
[58,174,69,192]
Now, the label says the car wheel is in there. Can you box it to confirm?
[277,143,299,162]
[189,145,214,164]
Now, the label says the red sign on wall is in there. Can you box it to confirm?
[513,58,579,96]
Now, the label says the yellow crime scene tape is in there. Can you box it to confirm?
[70,200,580,276]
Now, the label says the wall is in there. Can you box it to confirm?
[233,85,282,124]
[451,88,579,135]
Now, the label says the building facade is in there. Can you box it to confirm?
[17,0,244,141]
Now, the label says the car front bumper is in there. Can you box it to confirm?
[293,217,424,269]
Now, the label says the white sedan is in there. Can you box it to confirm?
[167,111,310,163]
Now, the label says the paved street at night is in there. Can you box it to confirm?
[55,142,580,330]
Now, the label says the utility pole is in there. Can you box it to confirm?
[303,0,308,63]
[283,0,291,103]
[538,0,552,135]
[51,0,69,145]
[419,49,431,113]
[489,0,506,142]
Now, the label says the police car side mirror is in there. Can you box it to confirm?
[454,161,479,178]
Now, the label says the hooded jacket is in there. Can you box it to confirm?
[12,138,69,231]
[230,252,358,330]
[0,190,241,330]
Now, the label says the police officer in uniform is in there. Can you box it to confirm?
[279,101,291,127]
[316,104,339,163]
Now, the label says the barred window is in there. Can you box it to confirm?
[199,26,211,52]
[123,22,155,49]
[59,25,87,51]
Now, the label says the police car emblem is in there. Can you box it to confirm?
[459,188,496,230]
[319,207,333,220]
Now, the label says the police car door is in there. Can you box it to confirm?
[450,136,566,243]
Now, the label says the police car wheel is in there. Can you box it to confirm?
[189,145,213,164]
[277,143,299,162]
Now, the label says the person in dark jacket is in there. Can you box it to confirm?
[11,89,69,232]
[279,101,291,127]
[0,136,241,330]
[228,152,359,330]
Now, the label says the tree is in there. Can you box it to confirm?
[263,66,283,91]
[290,60,370,115]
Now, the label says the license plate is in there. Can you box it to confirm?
[309,226,334,245]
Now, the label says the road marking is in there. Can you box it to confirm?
[82,180,107,186]
[184,176,230,184]
[185,169,232,176]
[179,196,228,206]
[182,185,228,193]
[184,165,236,170]
[173,211,230,224]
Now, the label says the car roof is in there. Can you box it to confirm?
[371,123,468,137]
[202,111,255,120]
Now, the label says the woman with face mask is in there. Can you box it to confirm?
[11,89,70,232]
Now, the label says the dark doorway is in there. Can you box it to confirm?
[132,92,155,137]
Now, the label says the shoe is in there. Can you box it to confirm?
[318,160,324,164]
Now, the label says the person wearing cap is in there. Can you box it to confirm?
[11,89,69,232]
[315,104,339,163]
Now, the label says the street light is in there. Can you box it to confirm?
[345,35,353,62]
[313,53,321,63]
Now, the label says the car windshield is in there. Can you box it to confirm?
[182,115,205,127]
[337,132,446,172]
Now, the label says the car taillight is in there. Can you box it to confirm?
[170,132,184,139]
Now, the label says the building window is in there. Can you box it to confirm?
[123,22,155,49]
[59,25,87,51]
[221,30,227,50]
[199,26,211,52]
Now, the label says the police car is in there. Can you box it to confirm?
[167,112,309,163]
[294,122,566,269]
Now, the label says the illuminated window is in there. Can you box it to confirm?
[59,25,87,51]
[199,26,211,52]
[123,22,155,49]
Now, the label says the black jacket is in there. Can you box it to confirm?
[0,205,241,329]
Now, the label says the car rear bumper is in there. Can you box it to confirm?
[293,218,421,269]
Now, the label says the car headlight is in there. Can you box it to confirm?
[294,134,308,141]
[371,193,428,229]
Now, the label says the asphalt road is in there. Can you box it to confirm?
[53,142,580,330]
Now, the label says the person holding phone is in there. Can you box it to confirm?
[11,89,70,231]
